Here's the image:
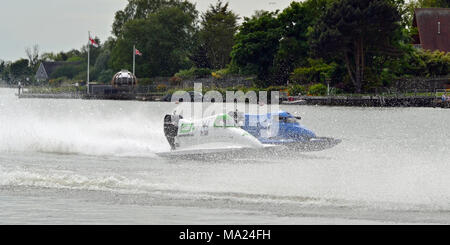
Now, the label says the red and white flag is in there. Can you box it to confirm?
[89,36,99,47]
[135,48,142,56]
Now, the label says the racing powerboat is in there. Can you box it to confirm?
[157,112,283,158]
[240,111,341,151]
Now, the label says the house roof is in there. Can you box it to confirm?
[41,61,80,76]
[413,8,450,52]
[35,61,83,80]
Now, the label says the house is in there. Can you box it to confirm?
[35,61,81,81]
[413,8,450,52]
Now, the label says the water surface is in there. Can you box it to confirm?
[1,88,449,224]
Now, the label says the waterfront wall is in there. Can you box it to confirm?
[181,76,255,89]
[392,76,450,92]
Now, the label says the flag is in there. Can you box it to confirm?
[135,48,142,56]
[89,36,99,47]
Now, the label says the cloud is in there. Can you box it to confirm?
[0,0,292,61]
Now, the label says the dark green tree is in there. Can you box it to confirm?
[25,45,40,72]
[231,0,333,85]
[273,0,332,82]
[310,0,402,92]
[189,32,211,68]
[10,59,31,79]
[80,37,102,66]
[0,60,8,82]
[110,6,197,77]
[50,64,84,79]
[112,0,197,37]
[198,1,239,69]
[94,49,111,73]
[230,11,282,84]
[39,49,83,62]
[40,52,57,62]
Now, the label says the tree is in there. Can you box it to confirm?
[112,0,197,37]
[0,60,11,82]
[0,60,5,75]
[25,44,40,71]
[40,49,83,62]
[97,69,115,83]
[0,60,6,81]
[10,59,30,77]
[310,0,402,93]
[9,59,31,83]
[231,0,333,85]
[94,49,111,73]
[231,11,282,84]
[198,1,239,69]
[273,0,332,82]
[110,6,197,77]
[80,37,102,66]
[189,32,211,68]
[50,63,84,79]
[290,58,337,84]
[40,52,57,62]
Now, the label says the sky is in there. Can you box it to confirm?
[0,0,294,62]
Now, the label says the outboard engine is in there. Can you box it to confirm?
[228,110,245,126]
[164,113,182,150]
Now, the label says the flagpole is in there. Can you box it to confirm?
[133,45,136,76]
[87,31,90,95]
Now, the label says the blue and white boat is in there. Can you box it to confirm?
[241,111,341,151]
[159,110,341,158]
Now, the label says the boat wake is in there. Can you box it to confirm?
[0,97,169,157]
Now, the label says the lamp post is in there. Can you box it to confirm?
[133,45,136,76]
[326,77,331,96]
[87,31,91,95]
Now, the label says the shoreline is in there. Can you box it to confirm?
[16,92,450,108]
[297,95,450,108]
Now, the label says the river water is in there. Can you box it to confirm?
[0,88,449,224]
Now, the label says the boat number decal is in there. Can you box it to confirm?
[213,114,236,128]
[180,123,194,134]
[201,124,209,136]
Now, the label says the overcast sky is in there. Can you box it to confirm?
[0,0,294,62]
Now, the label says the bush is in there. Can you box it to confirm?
[29,86,79,94]
[174,69,191,79]
[308,83,327,96]
[138,78,153,86]
[391,49,450,79]
[266,86,288,92]
[421,50,450,77]
[212,68,233,79]
[67,56,83,62]
[330,87,344,95]
[262,86,288,101]
[50,64,84,79]
[291,59,337,84]
[169,76,183,86]
[291,67,310,84]
[156,84,168,92]
[175,67,212,79]
[97,69,115,83]
[48,77,68,87]
[288,84,306,96]
[211,72,222,79]
[73,70,87,81]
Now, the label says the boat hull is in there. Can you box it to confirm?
[156,145,286,160]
